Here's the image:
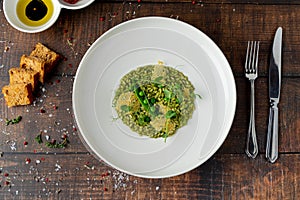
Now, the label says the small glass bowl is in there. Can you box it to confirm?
[58,0,94,10]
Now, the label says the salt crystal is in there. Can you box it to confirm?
[45,135,50,140]
[4,46,9,52]
[156,186,160,191]
[55,163,61,169]
[55,121,61,126]
[9,141,16,151]
[55,163,61,172]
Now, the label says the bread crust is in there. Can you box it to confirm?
[9,67,39,91]
[2,83,33,107]
[20,54,48,84]
[30,42,60,74]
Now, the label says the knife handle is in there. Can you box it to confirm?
[266,101,279,163]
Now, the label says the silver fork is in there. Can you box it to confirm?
[245,41,260,158]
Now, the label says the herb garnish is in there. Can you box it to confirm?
[45,138,69,148]
[154,76,163,83]
[195,93,202,99]
[34,133,43,144]
[165,110,176,119]
[5,116,22,126]
[120,105,131,112]
[137,115,151,126]
[163,89,173,100]
[162,132,169,143]
[34,133,69,148]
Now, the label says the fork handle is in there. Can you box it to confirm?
[266,100,279,163]
[245,80,258,158]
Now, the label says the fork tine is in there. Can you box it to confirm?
[251,41,258,73]
[245,41,251,72]
[254,41,260,73]
[250,41,255,72]
[245,41,260,74]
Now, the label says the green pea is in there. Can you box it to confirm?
[151,98,156,104]
[144,116,151,122]
[139,91,144,96]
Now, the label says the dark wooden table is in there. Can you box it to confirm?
[1,0,300,199]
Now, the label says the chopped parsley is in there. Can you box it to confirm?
[45,138,69,148]
[34,133,69,148]
[34,133,43,144]
[5,116,22,126]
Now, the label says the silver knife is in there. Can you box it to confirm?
[266,27,282,163]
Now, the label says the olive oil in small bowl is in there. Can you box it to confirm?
[3,0,61,33]
[17,0,54,27]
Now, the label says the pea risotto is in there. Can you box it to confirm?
[113,64,196,140]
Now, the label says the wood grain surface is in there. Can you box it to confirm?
[0,0,299,199]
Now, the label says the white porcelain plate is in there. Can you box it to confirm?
[73,17,236,178]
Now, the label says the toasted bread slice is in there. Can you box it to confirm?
[9,67,39,91]
[2,83,33,107]
[20,55,46,84]
[30,42,60,73]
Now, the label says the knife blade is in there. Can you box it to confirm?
[266,27,282,163]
